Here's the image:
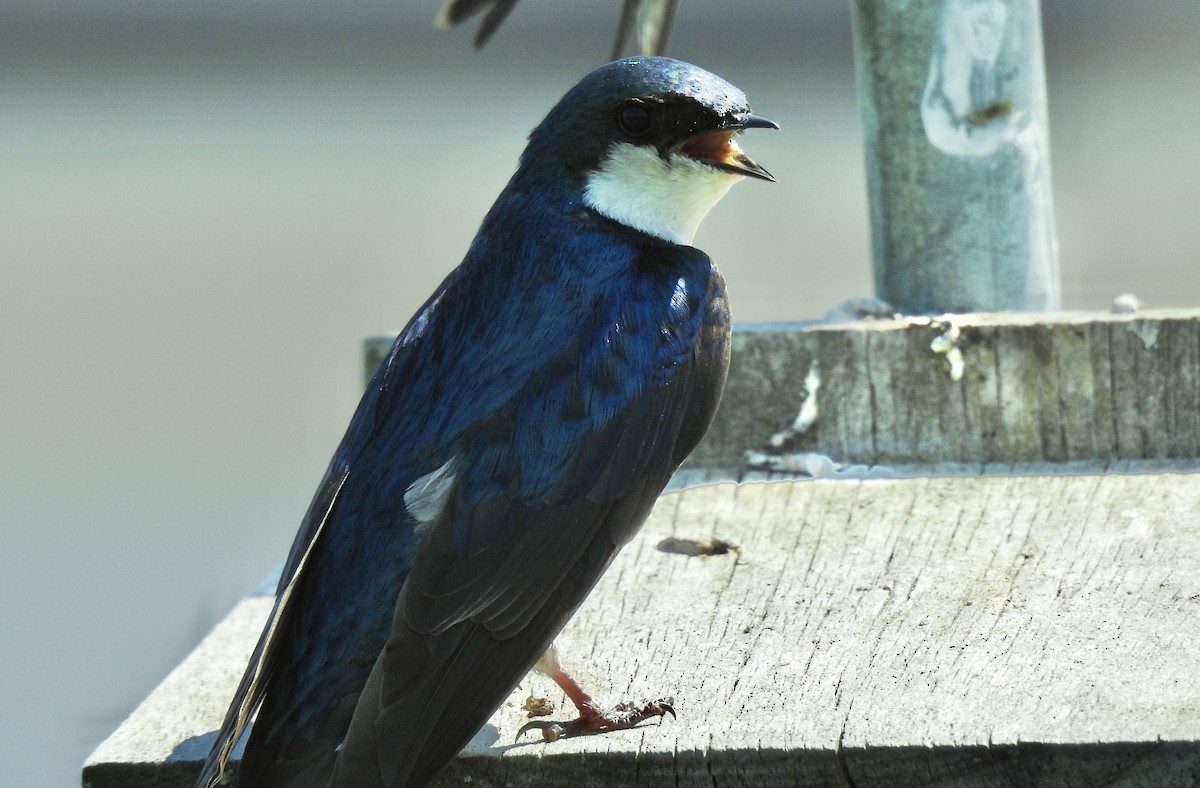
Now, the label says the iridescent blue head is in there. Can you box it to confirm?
[523,56,778,245]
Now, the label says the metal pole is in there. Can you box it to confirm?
[850,0,1060,314]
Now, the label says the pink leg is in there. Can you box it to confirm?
[517,645,675,742]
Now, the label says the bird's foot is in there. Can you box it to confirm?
[517,697,675,742]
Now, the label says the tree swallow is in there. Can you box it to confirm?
[197,56,775,788]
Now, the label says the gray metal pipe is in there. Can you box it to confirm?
[851,0,1060,314]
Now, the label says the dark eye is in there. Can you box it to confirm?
[616,99,653,137]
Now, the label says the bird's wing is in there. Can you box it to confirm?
[194,279,467,788]
[195,464,349,788]
[330,250,730,787]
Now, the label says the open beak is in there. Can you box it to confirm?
[680,112,779,182]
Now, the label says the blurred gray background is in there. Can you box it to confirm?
[2,1,1197,785]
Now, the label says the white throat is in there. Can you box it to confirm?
[583,142,742,245]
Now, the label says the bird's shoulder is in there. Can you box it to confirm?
[360,192,724,451]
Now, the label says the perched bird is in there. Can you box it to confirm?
[197,56,775,788]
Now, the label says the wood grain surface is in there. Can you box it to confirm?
[87,476,1200,786]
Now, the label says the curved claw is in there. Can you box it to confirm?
[516,720,565,743]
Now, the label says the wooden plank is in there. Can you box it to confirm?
[695,311,1200,472]
[85,475,1200,786]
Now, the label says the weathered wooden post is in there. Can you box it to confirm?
[850,0,1060,314]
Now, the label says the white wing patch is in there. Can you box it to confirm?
[583,142,741,245]
[404,460,457,532]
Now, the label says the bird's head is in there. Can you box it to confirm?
[524,57,778,246]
